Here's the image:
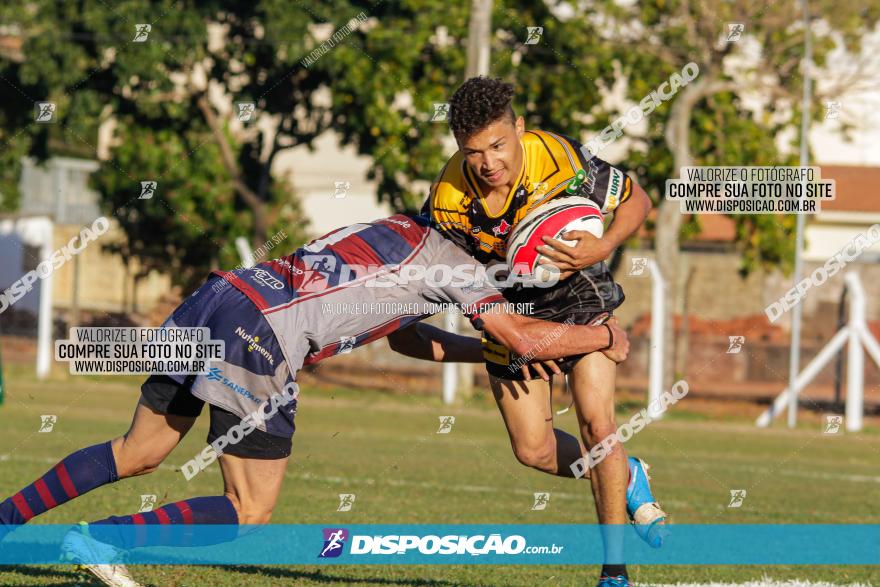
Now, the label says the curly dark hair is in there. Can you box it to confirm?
[448,76,516,142]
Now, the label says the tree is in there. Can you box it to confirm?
[600,0,880,384]
[0,8,44,211]
[307,0,624,211]
[1,0,325,288]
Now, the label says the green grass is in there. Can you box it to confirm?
[0,363,877,586]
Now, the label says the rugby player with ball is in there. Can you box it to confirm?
[416,76,665,587]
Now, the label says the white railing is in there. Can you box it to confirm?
[756,271,873,432]
[235,236,256,268]
[441,308,458,405]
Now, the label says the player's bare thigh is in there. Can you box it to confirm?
[110,400,197,478]
[218,453,289,525]
[568,352,618,442]
[490,375,557,465]
[568,352,629,524]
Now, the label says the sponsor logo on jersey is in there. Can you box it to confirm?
[605,168,624,209]
[319,528,349,558]
[482,337,511,365]
[566,168,588,194]
[383,217,412,229]
[275,258,304,275]
[585,160,599,194]
[206,367,262,404]
[492,219,512,237]
[477,238,494,253]
[250,269,284,290]
[530,181,549,200]
[235,327,275,365]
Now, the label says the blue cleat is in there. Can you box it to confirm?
[626,456,669,548]
[61,522,142,587]
[596,575,632,587]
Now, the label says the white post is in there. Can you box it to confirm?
[459,0,490,399]
[235,236,256,268]
[442,308,458,405]
[465,0,492,79]
[858,323,880,368]
[844,272,864,432]
[36,218,54,380]
[788,0,813,429]
[648,259,665,419]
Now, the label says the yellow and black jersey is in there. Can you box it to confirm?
[421,129,633,265]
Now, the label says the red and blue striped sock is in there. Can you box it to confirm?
[0,441,119,525]
[90,495,239,548]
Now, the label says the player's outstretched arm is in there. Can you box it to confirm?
[387,323,483,363]
[480,310,630,363]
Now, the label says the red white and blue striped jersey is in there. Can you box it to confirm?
[212,215,504,373]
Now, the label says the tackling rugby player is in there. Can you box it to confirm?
[0,214,630,587]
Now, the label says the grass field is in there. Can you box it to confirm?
[0,362,877,586]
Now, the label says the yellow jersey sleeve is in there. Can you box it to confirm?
[527,130,632,215]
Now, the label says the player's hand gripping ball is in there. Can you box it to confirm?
[506,197,604,285]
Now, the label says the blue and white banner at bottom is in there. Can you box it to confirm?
[0,524,877,565]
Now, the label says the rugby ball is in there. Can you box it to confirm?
[506,197,604,284]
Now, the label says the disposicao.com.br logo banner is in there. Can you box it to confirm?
[0,524,876,565]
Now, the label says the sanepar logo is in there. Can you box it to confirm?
[205,367,261,404]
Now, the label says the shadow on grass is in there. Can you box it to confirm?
[219,565,462,586]
[0,564,86,586]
